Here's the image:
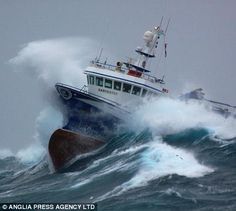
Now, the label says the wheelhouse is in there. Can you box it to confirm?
[87,73,151,97]
[85,67,164,108]
[56,25,171,117]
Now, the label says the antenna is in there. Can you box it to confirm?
[159,16,164,28]
[95,21,110,62]
[155,18,171,72]
[162,75,165,81]
[97,48,103,62]
[164,18,170,58]
[165,18,171,35]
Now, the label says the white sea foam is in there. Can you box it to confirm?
[0,149,14,159]
[128,138,213,186]
[129,97,236,139]
[9,37,96,88]
[71,144,145,189]
[8,106,63,165]
[16,142,46,165]
[96,137,213,201]
[0,144,45,165]
[6,37,100,166]
[71,159,129,189]
[0,106,62,165]
[163,188,182,198]
[34,106,64,147]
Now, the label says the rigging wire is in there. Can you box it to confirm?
[95,21,110,61]
[155,18,170,78]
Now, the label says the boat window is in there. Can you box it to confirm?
[96,77,103,87]
[105,79,112,89]
[132,86,141,96]
[123,83,132,93]
[114,81,121,91]
[89,75,94,85]
[141,89,147,97]
[87,75,89,84]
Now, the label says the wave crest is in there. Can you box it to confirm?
[128,97,236,139]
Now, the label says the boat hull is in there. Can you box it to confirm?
[48,84,130,172]
[48,129,105,172]
[55,83,127,136]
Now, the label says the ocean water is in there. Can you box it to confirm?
[0,98,236,211]
[2,38,235,210]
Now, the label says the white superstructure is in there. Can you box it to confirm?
[84,25,169,109]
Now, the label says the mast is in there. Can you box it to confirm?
[133,25,165,72]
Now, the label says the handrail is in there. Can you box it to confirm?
[79,85,88,93]
[90,60,165,85]
[90,61,127,72]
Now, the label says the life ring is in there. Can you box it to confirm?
[58,87,72,100]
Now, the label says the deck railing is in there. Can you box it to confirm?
[90,60,165,84]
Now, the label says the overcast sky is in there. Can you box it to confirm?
[0,0,236,151]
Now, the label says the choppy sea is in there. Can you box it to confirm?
[2,38,236,210]
[0,97,236,211]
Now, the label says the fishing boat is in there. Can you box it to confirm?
[49,23,170,172]
[56,24,170,130]
[48,23,236,172]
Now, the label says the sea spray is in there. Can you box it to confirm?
[128,97,236,139]
[34,106,64,147]
[0,149,14,159]
[0,145,45,165]
[16,142,46,165]
[96,136,213,201]
[9,38,96,88]
[5,38,98,164]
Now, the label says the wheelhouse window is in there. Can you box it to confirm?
[105,78,112,89]
[141,89,147,97]
[89,75,94,85]
[96,77,103,87]
[114,81,121,91]
[123,83,132,93]
[132,86,141,96]
[87,75,89,84]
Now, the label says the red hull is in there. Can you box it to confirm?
[48,129,105,172]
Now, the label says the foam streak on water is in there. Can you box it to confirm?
[96,136,213,201]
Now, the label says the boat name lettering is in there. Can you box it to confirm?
[98,88,118,95]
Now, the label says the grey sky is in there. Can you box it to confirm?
[0,0,236,151]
